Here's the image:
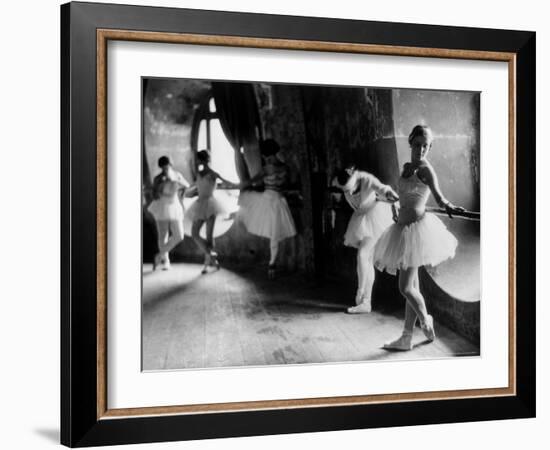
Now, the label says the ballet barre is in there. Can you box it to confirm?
[374,197,480,221]
[425,207,480,221]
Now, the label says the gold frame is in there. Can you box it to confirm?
[96,29,516,420]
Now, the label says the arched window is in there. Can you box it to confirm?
[185,95,240,238]
[196,97,240,184]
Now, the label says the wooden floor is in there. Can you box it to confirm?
[142,263,479,371]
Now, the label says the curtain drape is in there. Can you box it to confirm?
[211,82,263,181]
[142,78,153,205]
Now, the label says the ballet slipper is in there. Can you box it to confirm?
[383,332,413,351]
[201,254,211,274]
[347,299,372,314]
[209,251,220,270]
[420,314,436,342]
[161,254,170,271]
[153,253,162,271]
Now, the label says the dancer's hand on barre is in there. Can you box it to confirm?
[375,188,399,203]
[443,201,465,219]
[384,188,399,203]
[391,203,399,223]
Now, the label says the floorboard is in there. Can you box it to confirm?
[142,263,480,371]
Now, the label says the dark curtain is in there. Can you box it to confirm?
[211,82,263,181]
[141,78,158,262]
[142,78,153,205]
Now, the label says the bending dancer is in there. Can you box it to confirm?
[186,150,238,274]
[332,166,398,313]
[148,156,189,270]
[374,125,464,350]
[239,139,297,279]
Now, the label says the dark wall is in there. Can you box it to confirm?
[298,86,400,284]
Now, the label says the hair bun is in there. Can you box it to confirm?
[260,139,280,157]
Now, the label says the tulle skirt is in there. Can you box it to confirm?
[343,201,393,248]
[147,198,184,222]
[373,212,458,275]
[185,194,230,222]
[239,190,296,242]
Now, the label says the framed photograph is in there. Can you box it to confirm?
[61,1,535,447]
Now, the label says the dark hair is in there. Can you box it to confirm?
[158,156,171,167]
[335,165,355,186]
[408,125,434,145]
[197,150,211,164]
[260,139,280,157]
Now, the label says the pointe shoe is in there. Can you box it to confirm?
[421,315,436,342]
[161,255,170,271]
[347,299,372,314]
[383,333,413,351]
[153,253,162,271]
[201,254,211,274]
[209,251,220,270]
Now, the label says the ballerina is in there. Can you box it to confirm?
[332,166,398,313]
[374,125,464,350]
[147,155,189,270]
[186,150,239,274]
[239,139,297,278]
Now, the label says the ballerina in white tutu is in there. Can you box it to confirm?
[239,139,297,278]
[147,156,190,270]
[187,150,239,274]
[332,166,399,313]
[374,125,465,350]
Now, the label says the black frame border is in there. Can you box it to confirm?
[61,1,535,447]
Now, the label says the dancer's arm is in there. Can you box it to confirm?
[183,185,198,197]
[360,172,399,203]
[174,172,190,189]
[213,171,241,189]
[418,164,465,218]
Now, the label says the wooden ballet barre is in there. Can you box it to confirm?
[424,207,480,221]
[374,196,481,221]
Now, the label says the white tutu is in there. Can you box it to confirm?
[147,198,184,222]
[343,201,393,248]
[373,212,457,275]
[185,193,231,222]
[239,190,296,242]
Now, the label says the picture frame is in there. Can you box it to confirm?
[60,1,535,447]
